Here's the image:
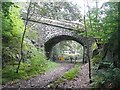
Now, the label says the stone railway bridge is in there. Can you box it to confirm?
[24,18,94,62]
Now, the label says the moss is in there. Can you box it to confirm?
[92,54,102,65]
[91,42,98,51]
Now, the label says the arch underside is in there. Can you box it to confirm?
[44,35,88,59]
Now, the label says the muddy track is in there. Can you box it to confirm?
[2,63,75,88]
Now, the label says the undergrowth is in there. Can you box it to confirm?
[90,55,120,88]
[2,50,59,85]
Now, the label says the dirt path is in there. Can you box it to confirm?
[56,63,90,88]
[3,63,74,88]
[58,63,89,88]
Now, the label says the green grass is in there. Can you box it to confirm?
[2,57,59,85]
[44,60,60,71]
[63,64,80,80]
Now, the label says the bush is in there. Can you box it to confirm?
[2,51,59,84]
[90,67,120,88]
[2,3,24,66]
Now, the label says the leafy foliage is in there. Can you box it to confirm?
[2,56,58,85]
[35,1,82,21]
[2,2,59,85]
[91,67,120,88]
[2,2,24,66]
[92,54,102,65]
[86,2,118,43]
[87,2,119,88]
[2,42,59,84]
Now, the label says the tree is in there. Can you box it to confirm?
[86,1,119,66]
[86,2,118,44]
[16,1,32,73]
[34,1,82,21]
[86,1,120,88]
[2,2,24,66]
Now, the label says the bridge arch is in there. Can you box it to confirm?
[44,35,88,60]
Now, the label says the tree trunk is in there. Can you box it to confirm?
[16,1,32,73]
[83,46,85,64]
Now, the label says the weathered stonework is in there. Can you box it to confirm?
[27,18,93,61]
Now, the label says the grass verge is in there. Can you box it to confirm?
[63,64,80,80]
